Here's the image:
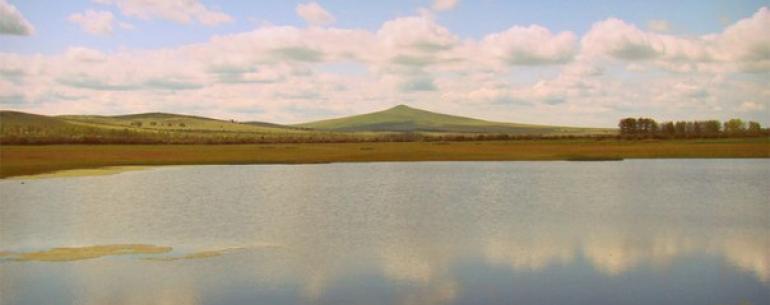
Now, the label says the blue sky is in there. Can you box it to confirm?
[0,0,768,126]
[3,0,766,54]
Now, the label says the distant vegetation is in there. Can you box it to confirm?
[618,117,767,138]
[0,110,356,145]
[2,106,767,145]
[1,106,614,145]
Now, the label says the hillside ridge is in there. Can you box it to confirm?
[294,104,606,134]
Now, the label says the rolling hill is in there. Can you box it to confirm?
[59,112,303,133]
[1,106,616,144]
[296,105,613,135]
[0,111,320,144]
[1,111,75,130]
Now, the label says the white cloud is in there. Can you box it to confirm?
[0,0,34,35]
[647,19,670,32]
[94,0,233,26]
[296,2,335,26]
[432,0,459,12]
[582,8,770,73]
[581,18,662,61]
[715,7,770,72]
[738,100,766,112]
[480,25,577,66]
[66,47,108,62]
[582,18,718,66]
[377,15,457,51]
[68,10,115,36]
[2,7,769,126]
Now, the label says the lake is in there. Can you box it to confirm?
[1,160,768,305]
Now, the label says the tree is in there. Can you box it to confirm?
[703,120,721,136]
[675,121,687,137]
[692,121,703,137]
[748,121,762,136]
[649,119,659,135]
[660,122,676,137]
[636,118,658,136]
[619,118,638,136]
[685,121,696,137]
[724,119,746,135]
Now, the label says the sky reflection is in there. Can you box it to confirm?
[1,160,768,305]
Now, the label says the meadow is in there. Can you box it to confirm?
[0,107,615,145]
[1,138,767,178]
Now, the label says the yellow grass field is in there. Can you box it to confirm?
[1,138,767,179]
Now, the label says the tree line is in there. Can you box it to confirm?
[0,127,614,145]
[2,119,765,145]
[619,117,766,138]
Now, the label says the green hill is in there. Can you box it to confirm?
[59,112,303,133]
[1,111,74,129]
[295,105,613,135]
[0,111,319,144]
[1,106,615,144]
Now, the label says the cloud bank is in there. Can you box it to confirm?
[1,6,768,126]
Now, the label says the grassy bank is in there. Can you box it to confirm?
[1,138,767,178]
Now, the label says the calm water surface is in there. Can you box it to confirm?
[1,160,769,305]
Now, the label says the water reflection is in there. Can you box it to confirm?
[1,160,768,305]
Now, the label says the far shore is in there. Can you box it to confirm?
[1,138,768,179]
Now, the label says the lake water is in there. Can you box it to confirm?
[1,160,769,305]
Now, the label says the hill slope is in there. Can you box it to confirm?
[296,105,612,135]
[1,106,615,144]
[0,111,318,144]
[1,111,74,129]
[59,112,303,133]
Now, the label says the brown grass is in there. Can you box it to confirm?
[143,248,244,261]
[12,244,172,262]
[1,138,768,178]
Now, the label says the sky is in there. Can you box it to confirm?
[0,0,768,127]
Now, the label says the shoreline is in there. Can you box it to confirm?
[7,166,154,180]
[8,158,770,180]
[1,138,768,179]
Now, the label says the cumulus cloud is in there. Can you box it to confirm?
[581,18,661,61]
[296,2,335,26]
[1,7,769,126]
[582,18,719,66]
[481,25,577,65]
[372,15,462,93]
[94,0,233,26]
[432,0,459,12]
[716,7,770,72]
[68,10,115,36]
[0,0,34,35]
[582,8,770,72]
[377,15,458,51]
